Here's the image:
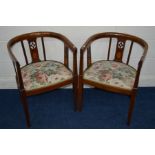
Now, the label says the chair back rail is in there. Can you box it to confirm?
[80,32,148,72]
[7,31,77,67]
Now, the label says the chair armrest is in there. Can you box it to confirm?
[63,37,77,77]
[15,62,23,89]
[80,39,92,53]
[80,38,93,75]
[72,47,78,77]
[7,47,25,90]
[60,34,77,53]
[133,54,146,89]
[13,60,25,90]
[80,33,99,53]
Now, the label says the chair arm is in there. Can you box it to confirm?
[7,47,25,90]
[80,33,99,52]
[72,47,78,76]
[80,39,92,53]
[59,34,77,76]
[133,55,146,89]
[13,60,25,90]
[60,34,77,53]
[80,38,93,75]
[63,39,77,77]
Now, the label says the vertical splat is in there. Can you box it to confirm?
[41,37,46,61]
[28,38,40,63]
[114,38,126,62]
[64,44,69,67]
[107,38,112,60]
[21,41,28,65]
[87,46,91,67]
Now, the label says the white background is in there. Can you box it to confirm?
[0,0,155,155]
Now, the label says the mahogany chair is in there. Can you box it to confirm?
[78,32,148,125]
[7,31,77,128]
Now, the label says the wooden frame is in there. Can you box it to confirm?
[7,31,78,128]
[78,32,148,125]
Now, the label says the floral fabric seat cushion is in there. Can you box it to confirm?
[21,60,73,91]
[83,60,136,90]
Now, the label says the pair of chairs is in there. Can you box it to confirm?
[7,31,148,128]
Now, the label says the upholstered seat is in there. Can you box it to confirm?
[21,60,73,91]
[84,60,136,90]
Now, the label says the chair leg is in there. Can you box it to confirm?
[127,93,136,126]
[20,92,31,128]
[73,75,78,111]
[77,76,83,112]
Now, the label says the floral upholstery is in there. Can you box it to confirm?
[83,60,136,90]
[21,60,73,91]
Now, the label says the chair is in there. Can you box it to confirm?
[78,32,148,125]
[7,31,78,128]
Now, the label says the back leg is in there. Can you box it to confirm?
[77,76,84,112]
[73,75,78,111]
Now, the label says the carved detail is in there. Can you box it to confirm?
[29,41,36,50]
[118,41,124,49]
[28,40,40,62]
